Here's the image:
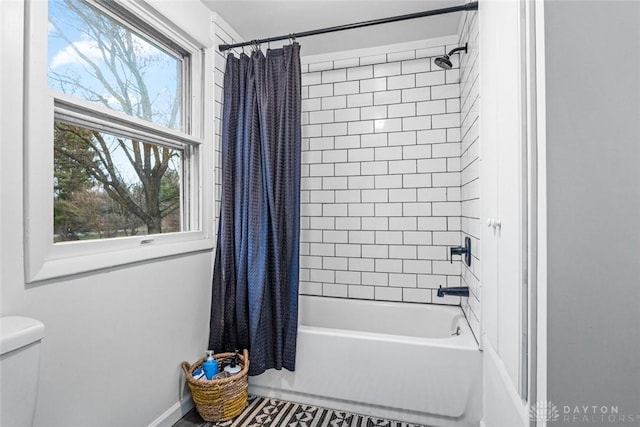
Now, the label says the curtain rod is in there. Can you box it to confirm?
[218,2,478,52]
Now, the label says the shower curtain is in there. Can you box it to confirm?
[209,43,301,376]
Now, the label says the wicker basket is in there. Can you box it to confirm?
[181,349,249,422]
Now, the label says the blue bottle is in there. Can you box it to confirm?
[202,350,218,380]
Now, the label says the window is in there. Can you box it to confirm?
[25,0,214,281]
[52,122,184,242]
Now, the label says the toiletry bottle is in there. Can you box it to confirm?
[224,349,242,375]
[202,350,218,380]
[192,368,206,381]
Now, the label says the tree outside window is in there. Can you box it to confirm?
[48,0,185,242]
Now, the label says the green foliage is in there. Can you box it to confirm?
[54,124,97,240]
[53,124,181,242]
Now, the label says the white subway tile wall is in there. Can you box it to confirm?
[459,11,481,338]
[300,40,462,304]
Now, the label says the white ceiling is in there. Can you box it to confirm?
[202,1,465,56]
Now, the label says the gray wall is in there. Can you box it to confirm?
[0,2,214,425]
[545,1,640,424]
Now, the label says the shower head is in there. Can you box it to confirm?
[434,55,453,70]
[434,43,468,70]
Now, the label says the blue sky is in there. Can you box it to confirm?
[48,0,182,186]
[47,0,181,130]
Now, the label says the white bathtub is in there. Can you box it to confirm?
[249,295,481,426]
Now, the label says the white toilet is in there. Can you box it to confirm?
[1,316,46,427]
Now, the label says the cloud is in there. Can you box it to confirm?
[106,94,138,108]
[50,38,103,69]
[50,34,162,70]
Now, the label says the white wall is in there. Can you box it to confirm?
[0,2,214,426]
[544,0,640,423]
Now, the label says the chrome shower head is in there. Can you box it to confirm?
[434,43,468,70]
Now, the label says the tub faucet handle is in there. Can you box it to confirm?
[449,246,466,263]
[449,237,472,266]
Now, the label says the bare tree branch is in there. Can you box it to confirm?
[51,0,183,236]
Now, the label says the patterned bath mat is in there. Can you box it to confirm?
[173,395,426,427]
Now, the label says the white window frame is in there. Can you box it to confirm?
[24,0,214,282]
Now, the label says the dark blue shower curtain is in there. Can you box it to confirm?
[209,43,301,376]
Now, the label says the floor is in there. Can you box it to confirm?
[173,395,425,427]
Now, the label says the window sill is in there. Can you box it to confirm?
[26,233,214,283]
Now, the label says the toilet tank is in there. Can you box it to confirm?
[1,317,46,427]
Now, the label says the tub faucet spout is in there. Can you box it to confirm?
[437,286,470,298]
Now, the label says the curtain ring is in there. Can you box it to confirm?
[289,33,296,44]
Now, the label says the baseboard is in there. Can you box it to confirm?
[148,396,194,427]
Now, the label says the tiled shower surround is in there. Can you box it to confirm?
[213,18,482,329]
[298,38,464,304]
[459,11,481,338]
